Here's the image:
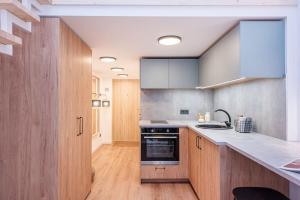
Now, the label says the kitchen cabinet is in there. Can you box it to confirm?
[189,130,222,200]
[140,58,199,89]
[0,18,92,200]
[188,130,201,197]
[188,129,289,200]
[140,59,169,89]
[199,20,285,88]
[199,136,221,200]
[169,59,199,89]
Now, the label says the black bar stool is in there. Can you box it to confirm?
[233,187,289,200]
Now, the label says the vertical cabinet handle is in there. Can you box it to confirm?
[81,117,84,135]
[77,117,83,136]
[198,136,202,150]
[196,136,202,150]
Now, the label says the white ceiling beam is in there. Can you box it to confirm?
[50,0,297,6]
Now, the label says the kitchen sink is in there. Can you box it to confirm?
[195,124,232,130]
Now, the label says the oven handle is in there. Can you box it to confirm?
[141,133,179,135]
[143,136,178,139]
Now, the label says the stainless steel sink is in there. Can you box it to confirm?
[195,124,232,130]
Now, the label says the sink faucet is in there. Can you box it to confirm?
[214,109,232,128]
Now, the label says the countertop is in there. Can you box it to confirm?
[140,120,300,186]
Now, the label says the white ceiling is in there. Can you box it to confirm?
[62,16,240,79]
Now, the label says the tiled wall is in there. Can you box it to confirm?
[141,89,214,120]
[213,79,286,139]
[140,79,286,139]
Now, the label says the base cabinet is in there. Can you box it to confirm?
[189,130,220,200]
[188,129,289,200]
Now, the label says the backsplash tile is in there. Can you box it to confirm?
[141,89,214,120]
[140,79,286,139]
[213,79,286,139]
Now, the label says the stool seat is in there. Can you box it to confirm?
[233,187,289,200]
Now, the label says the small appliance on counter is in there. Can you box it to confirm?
[234,116,253,133]
[198,111,211,123]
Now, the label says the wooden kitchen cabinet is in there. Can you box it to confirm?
[188,129,289,200]
[0,18,92,200]
[189,130,222,200]
[188,130,201,196]
[199,136,221,200]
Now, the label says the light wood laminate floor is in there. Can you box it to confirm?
[87,144,198,200]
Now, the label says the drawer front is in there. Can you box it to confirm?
[141,165,183,179]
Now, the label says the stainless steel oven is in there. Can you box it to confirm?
[141,128,179,165]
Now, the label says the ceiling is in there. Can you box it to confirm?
[62,16,240,79]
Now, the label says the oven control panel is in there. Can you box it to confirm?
[141,128,179,134]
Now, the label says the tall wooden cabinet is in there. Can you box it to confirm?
[0,18,92,200]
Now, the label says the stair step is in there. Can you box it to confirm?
[0,29,22,45]
[0,0,40,22]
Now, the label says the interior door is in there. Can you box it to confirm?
[112,79,140,143]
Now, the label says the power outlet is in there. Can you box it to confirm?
[180,109,189,115]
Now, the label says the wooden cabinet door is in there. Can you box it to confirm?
[77,38,92,199]
[199,137,220,200]
[59,20,92,200]
[188,130,200,196]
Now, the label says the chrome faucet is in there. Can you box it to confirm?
[214,109,232,128]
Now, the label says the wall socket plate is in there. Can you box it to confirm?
[180,109,189,115]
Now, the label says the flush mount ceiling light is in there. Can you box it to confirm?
[118,74,128,78]
[158,35,182,46]
[111,67,124,72]
[99,57,117,63]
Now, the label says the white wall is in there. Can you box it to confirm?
[91,76,113,153]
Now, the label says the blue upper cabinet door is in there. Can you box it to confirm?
[169,59,199,89]
[140,59,169,89]
[240,21,285,78]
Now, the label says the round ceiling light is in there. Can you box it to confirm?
[118,74,128,78]
[99,57,117,63]
[158,35,182,46]
[111,67,124,72]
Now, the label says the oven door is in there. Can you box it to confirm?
[141,134,179,165]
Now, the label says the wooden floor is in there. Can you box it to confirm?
[87,144,198,200]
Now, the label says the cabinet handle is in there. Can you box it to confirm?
[198,136,202,150]
[196,136,199,148]
[77,117,83,136]
[81,117,84,135]
[155,167,165,170]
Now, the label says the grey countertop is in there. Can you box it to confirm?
[140,120,300,186]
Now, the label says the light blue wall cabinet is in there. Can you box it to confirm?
[140,58,199,89]
[199,20,285,88]
[140,59,169,89]
[169,59,199,89]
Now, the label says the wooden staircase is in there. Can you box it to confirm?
[0,0,51,55]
